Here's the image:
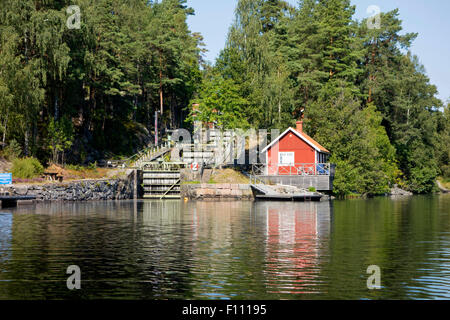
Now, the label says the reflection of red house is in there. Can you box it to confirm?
[265,203,320,294]
[261,121,330,176]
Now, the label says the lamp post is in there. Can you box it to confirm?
[155,110,160,147]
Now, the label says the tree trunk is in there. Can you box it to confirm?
[159,53,164,114]
[2,111,8,148]
[24,130,29,157]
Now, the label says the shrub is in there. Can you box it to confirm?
[87,161,97,170]
[66,164,84,171]
[3,139,22,160]
[441,165,450,179]
[308,186,316,192]
[11,157,44,179]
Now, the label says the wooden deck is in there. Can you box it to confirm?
[250,184,323,202]
[0,195,36,208]
[251,164,336,191]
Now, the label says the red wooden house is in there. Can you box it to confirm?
[261,121,331,176]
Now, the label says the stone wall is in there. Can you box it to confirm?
[181,184,253,200]
[3,178,134,201]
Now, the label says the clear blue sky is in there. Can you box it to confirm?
[187,0,450,103]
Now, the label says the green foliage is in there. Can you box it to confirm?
[437,103,450,178]
[198,0,443,195]
[65,164,84,171]
[0,0,202,162]
[3,139,22,160]
[182,180,201,185]
[87,162,98,170]
[308,186,316,192]
[47,117,74,165]
[11,157,44,179]
[214,0,296,129]
[188,76,250,129]
[408,165,438,194]
[307,86,398,196]
[1,0,446,195]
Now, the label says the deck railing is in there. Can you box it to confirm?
[252,163,332,177]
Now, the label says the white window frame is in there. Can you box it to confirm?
[279,152,295,165]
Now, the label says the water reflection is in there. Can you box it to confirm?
[0,196,449,299]
[0,212,12,265]
[260,202,331,295]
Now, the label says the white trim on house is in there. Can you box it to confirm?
[265,152,269,175]
[261,127,329,154]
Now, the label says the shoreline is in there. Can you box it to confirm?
[2,177,448,204]
[2,177,134,202]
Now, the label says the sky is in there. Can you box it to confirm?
[186,0,450,103]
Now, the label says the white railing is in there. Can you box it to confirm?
[252,163,332,176]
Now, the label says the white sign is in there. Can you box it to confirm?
[279,152,295,165]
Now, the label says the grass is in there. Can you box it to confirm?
[182,180,201,185]
[207,169,250,184]
[47,164,118,181]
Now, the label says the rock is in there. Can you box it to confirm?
[6,177,133,202]
[14,186,28,195]
[390,185,413,196]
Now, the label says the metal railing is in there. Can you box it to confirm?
[252,163,332,176]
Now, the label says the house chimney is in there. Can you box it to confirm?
[296,120,303,133]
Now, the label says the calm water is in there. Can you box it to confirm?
[0,195,450,300]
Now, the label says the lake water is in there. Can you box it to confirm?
[1,195,450,300]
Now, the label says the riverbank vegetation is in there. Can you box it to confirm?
[0,0,202,165]
[11,157,44,179]
[1,0,449,196]
[191,0,450,196]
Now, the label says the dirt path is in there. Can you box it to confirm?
[0,157,11,172]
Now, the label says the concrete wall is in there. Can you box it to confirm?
[181,184,253,200]
[257,175,334,191]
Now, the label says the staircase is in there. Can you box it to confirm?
[133,144,172,169]
[179,129,236,167]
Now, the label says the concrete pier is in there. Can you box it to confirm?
[0,195,36,208]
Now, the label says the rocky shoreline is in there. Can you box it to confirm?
[2,178,134,202]
[1,175,442,203]
[389,185,414,196]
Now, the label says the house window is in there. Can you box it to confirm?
[318,153,327,163]
[279,152,295,165]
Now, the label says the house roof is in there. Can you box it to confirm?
[261,127,330,154]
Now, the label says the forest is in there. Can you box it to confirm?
[0,0,203,163]
[0,0,449,196]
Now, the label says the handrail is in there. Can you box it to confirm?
[252,163,332,177]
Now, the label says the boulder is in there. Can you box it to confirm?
[390,185,413,196]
